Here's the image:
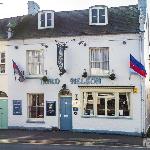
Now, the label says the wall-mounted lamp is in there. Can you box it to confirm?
[82,69,87,78]
[41,43,48,48]
[75,94,78,100]
[123,41,126,45]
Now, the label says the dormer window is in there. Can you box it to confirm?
[89,6,108,25]
[38,10,54,29]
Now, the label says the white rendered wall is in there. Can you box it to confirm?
[0,42,8,95]
[7,34,144,134]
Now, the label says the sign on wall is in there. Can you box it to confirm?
[13,100,22,115]
[46,101,56,116]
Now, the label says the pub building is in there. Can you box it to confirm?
[0,0,149,136]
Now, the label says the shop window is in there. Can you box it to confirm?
[83,92,94,116]
[82,91,131,118]
[28,94,44,119]
[90,47,109,76]
[119,93,130,116]
[27,50,44,75]
[0,52,5,73]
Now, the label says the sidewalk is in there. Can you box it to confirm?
[0,129,144,147]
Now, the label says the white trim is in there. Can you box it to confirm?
[89,6,108,26]
[38,10,54,30]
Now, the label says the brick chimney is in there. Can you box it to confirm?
[28,1,40,15]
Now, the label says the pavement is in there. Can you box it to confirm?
[0,129,145,148]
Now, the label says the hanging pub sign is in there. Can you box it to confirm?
[13,100,22,115]
[70,76,101,84]
[57,43,67,76]
[46,101,56,116]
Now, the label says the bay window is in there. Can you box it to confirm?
[82,89,131,117]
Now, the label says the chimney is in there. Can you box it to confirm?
[138,0,147,31]
[28,1,40,15]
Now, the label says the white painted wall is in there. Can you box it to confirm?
[7,34,145,134]
[0,42,8,95]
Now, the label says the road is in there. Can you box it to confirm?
[0,144,148,150]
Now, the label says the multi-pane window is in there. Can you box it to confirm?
[28,94,44,119]
[82,91,130,117]
[0,52,5,73]
[27,50,44,75]
[38,11,54,29]
[90,6,108,25]
[90,47,109,76]
[83,92,94,115]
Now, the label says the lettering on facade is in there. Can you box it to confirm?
[42,78,60,84]
[70,76,101,84]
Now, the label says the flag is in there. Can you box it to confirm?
[12,60,25,82]
[130,54,147,77]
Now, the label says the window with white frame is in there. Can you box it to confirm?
[0,52,5,73]
[89,6,108,25]
[38,11,54,29]
[27,50,44,75]
[90,47,109,76]
[82,90,130,117]
[28,94,44,119]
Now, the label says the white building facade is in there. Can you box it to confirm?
[0,1,149,136]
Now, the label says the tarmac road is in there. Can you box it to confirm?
[0,143,148,150]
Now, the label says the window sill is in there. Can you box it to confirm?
[26,120,45,124]
[26,76,43,79]
[81,116,132,119]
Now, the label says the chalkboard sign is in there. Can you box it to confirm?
[13,100,22,115]
[46,101,56,116]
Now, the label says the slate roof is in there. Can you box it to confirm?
[0,5,139,39]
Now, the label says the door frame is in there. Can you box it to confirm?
[59,95,72,131]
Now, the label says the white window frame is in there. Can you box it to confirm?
[89,47,109,76]
[27,93,44,122]
[26,50,44,76]
[81,88,132,118]
[0,52,5,74]
[38,10,54,29]
[89,6,108,25]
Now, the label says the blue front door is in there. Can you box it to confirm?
[60,97,72,131]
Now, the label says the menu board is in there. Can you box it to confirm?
[13,100,22,115]
[46,101,56,116]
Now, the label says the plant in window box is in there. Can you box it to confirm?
[41,76,49,84]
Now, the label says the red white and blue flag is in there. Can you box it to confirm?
[130,54,147,77]
[12,60,25,82]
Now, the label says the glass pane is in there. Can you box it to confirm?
[47,13,52,26]
[41,13,45,27]
[37,94,44,106]
[37,107,44,118]
[119,93,130,116]
[92,9,97,23]
[83,92,94,115]
[1,53,5,63]
[29,106,36,118]
[107,97,115,116]
[97,98,105,115]
[0,64,5,73]
[99,9,105,23]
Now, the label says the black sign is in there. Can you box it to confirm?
[57,43,67,76]
[46,101,56,116]
[13,100,22,115]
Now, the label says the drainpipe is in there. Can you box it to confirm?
[139,31,146,136]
